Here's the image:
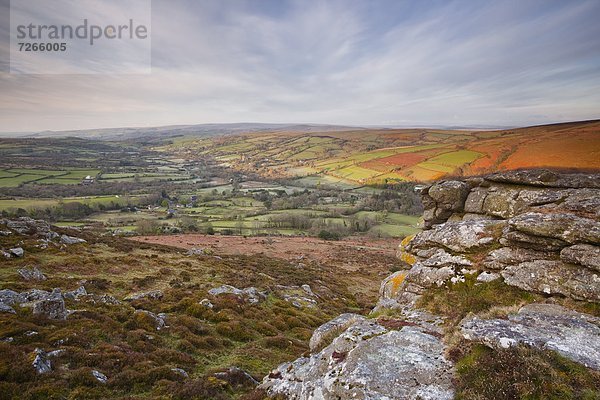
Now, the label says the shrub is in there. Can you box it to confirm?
[318,230,340,241]
[454,343,600,400]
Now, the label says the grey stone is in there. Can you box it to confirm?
[17,266,46,281]
[0,289,20,305]
[421,248,473,268]
[0,303,16,314]
[486,169,600,189]
[481,187,520,218]
[461,303,600,370]
[134,310,168,330]
[309,313,366,352]
[32,289,68,320]
[509,212,600,245]
[199,298,214,308]
[501,229,568,251]
[64,286,87,300]
[208,285,266,304]
[60,234,86,245]
[476,271,501,282]
[92,370,108,384]
[214,366,258,386]
[428,180,470,211]
[464,188,488,214]
[6,218,52,235]
[501,260,600,302]
[261,320,454,400]
[171,368,189,378]
[483,247,551,270]
[410,220,505,253]
[9,247,24,257]
[561,244,600,272]
[32,348,53,374]
[124,290,163,301]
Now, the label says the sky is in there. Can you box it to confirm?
[1,0,600,132]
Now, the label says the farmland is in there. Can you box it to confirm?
[164,120,600,183]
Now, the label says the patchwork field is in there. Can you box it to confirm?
[164,120,600,183]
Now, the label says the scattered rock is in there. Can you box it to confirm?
[32,348,53,374]
[63,286,87,300]
[92,370,108,384]
[199,298,214,309]
[214,366,258,386]
[1,250,11,259]
[275,285,318,308]
[208,285,266,304]
[461,303,600,370]
[9,247,24,257]
[134,310,168,330]
[17,266,47,281]
[171,368,189,378]
[59,234,86,245]
[32,289,68,320]
[124,290,163,301]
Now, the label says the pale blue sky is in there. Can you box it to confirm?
[1,0,599,132]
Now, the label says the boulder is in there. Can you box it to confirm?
[124,290,163,301]
[60,234,86,245]
[5,217,52,235]
[560,244,600,272]
[0,289,20,305]
[464,187,488,214]
[214,366,258,386]
[92,370,108,384]
[9,247,24,257]
[461,303,600,370]
[32,289,67,320]
[134,310,168,330]
[275,285,318,308]
[17,266,46,281]
[0,303,16,314]
[208,285,266,304]
[171,368,189,378]
[261,320,454,400]
[63,286,87,300]
[501,260,600,302]
[32,348,53,374]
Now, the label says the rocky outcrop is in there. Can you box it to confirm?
[261,170,600,398]
[394,169,600,305]
[461,303,600,370]
[17,266,47,281]
[261,319,454,400]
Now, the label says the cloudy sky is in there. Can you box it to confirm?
[1,0,599,132]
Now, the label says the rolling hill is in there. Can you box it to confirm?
[162,120,600,183]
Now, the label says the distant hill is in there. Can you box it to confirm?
[1,123,367,141]
[162,119,600,182]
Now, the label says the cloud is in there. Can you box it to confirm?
[0,0,599,131]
